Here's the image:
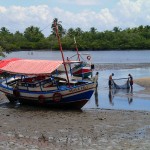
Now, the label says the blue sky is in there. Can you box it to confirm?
[0,0,150,36]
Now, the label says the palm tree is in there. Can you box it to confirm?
[113,27,121,32]
[24,26,44,42]
[144,25,150,31]
[67,28,75,37]
[0,27,10,35]
[51,18,63,37]
[75,27,83,36]
[138,25,144,32]
[90,27,97,34]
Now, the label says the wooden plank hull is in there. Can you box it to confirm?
[6,94,88,109]
[1,82,96,109]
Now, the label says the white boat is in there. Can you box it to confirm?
[68,37,94,78]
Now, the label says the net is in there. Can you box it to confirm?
[111,78,130,89]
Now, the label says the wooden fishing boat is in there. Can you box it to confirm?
[68,37,93,78]
[0,59,97,109]
[0,19,98,109]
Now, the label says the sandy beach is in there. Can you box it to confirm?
[134,77,150,94]
[0,63,150,150]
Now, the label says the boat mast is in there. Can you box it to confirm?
[74,37,80,61]
[74,37,85,79]
[53,20,70,86]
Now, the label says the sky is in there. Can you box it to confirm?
[0,0,150,36]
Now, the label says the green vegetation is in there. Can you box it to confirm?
[0,45,5,57]
[0,23,150,52]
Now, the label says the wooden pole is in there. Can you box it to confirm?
[54,21,70,86]
[74,37,80,61]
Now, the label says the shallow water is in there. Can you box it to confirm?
[84,69,150,111]
[4,50,150,63]
[84,85,150,111]
[2,50,150,111]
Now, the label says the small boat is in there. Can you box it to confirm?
[0,59,97,109]
[68,37,94,78]
[71,61,92,78]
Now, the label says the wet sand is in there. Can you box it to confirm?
[134,77,150,94]
[0,63,150,150]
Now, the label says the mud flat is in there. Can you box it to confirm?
[0,93,150,150]
[95,63,150,70]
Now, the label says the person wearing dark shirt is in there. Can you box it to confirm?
[128,74,133,90]
[108,73,114,89]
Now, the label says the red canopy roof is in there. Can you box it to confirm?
[0,59,63,75]
[0,58,21,68]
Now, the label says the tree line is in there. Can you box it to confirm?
[0,23,150,54]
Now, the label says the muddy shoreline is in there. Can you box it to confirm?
[0,63,150,149]
[95,63,150,70]
[0,99,150,150]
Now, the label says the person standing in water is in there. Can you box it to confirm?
[108,73,114,89]
[128,74,133,90]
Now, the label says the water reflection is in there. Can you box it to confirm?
[108,89,114,106]
[128,88,133,104]
[108,88,134,105]
[94,86,99,107]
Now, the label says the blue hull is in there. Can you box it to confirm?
[6,90,94,109]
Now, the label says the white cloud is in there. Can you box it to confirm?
[60,0,101,6]
[0,0,150,36]
[0,6,6,13]
[0,5,52,35]
[113,0,150,28]
[74,0,101,6]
